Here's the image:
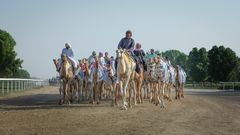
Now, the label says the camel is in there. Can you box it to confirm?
[135,64,144,104]
[116,49,136,110]
[89,56,102,104]
[165,65,176,102]
[53,54,79,104]
[175,65,186,99]
[78,58,90,101]
[177,66,187,99]
[155,57,166,108]
[145,57,160,106]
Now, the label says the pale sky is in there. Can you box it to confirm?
[0,0,240,79]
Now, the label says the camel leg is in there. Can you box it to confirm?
[119,81,127,110]
[110,84,115,106]
[140,87,143,104]
[131,81,137,106]
[156,83,160,106]
[84,82,87,100]
[63,82,68,104]
[169,85,172,102]
[154,83,158,106]
[78,80,82,103]
[114,84,118,106]
[181,84,184,98]
[128,83,132,108]
[89,83,94,104]
[149,83,153,103]
[59,85,62,105]
[175,86,178,99]
[96,82,101,104]
[160,83,165,108]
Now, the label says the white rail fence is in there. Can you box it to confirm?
[0,78,48,96]
[185,82,240,90]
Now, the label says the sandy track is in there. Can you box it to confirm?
[0,86,240,135]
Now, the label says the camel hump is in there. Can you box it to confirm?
[123,51,135,64]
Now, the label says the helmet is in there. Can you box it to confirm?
[65,43,71,48]
[136,43,141,49]
[92,51,96,56]
[99,52,103,56]
[150,49,155,53]
[126,30,132,35]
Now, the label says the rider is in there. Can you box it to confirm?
[133,43,147,72]
[117,30,135,52]
[148,48,157,63]
[88,51,97,68]
[57,43,78,75]
[87,51,97,82]
[104,52,111,65]
[110,56,116,75]
[99,52,105,67]
[115,30,137,73]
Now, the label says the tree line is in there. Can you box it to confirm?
[161,46,240,82]
[0,29,30,78]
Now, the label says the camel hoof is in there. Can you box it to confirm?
[97,101,100,104]
[160,104,165,108]
[111,102,114,107]
[58,100,63,105]
[120,106,127,110]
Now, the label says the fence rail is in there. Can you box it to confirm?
[0,78,48,96]
[185,82,240,90]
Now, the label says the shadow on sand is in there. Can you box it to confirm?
[0,93,113,111]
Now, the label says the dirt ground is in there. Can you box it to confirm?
[0,86,240,135]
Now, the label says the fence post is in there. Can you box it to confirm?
[1,81,4,95]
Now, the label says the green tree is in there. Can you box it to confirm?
[161,50,188,70]
[228,59,240,81]
[12,69,30,78]
[188,47,209,82]
[208,45,238,82]
[0,29,23,77]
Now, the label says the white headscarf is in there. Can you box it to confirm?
[65,43,71,48]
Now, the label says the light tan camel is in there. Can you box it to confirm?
[53,55,78,104]
[78,58,90,100]
[135,65,144,104]
[116,49,136,110]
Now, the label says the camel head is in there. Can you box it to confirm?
[78,59,82,65]
[60,54,72,79]
[53,59,58,65]
[176,65,180,73]
[116,49,124,59]
[53,59,58,69]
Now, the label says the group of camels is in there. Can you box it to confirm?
[53,49,187,110]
